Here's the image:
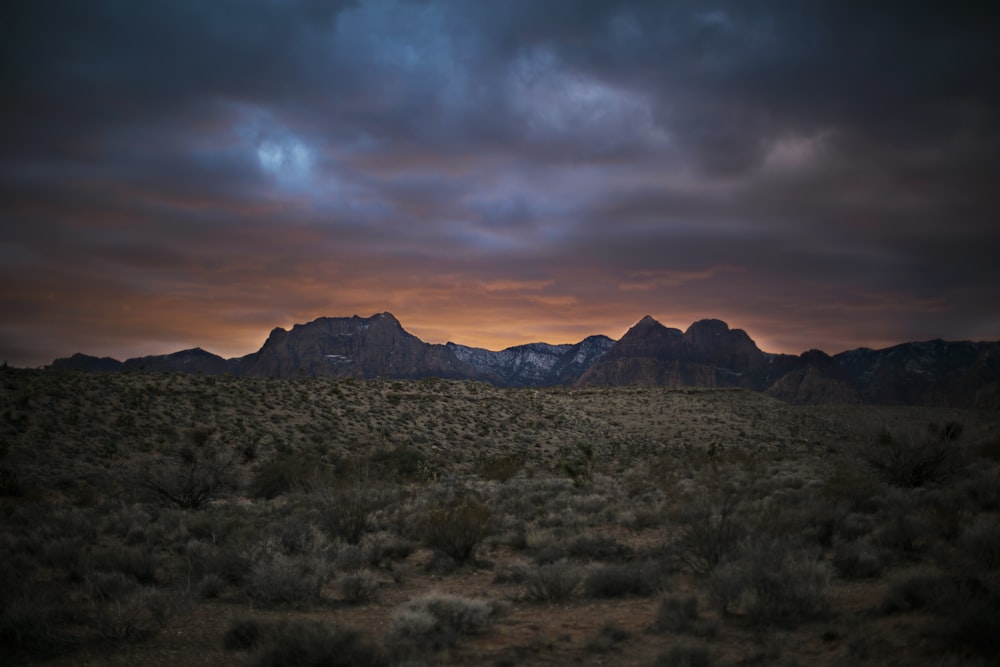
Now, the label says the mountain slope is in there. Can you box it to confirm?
[576,316,768,389]
[47,312,1000,408]
[446,334,614,387]
[234,312,477,380]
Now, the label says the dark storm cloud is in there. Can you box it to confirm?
[1,0,999,365]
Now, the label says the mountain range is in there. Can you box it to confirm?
[50,312,1000,409]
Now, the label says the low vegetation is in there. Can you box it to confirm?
[2,366,1000,665]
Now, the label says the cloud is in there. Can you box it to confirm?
[1,1,998,365]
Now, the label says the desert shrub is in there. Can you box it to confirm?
[872,507,934,559]
[336,570,380,604]
[532,532,632,564]
[560,441,595,487]
[245,538,329,607]
[361,530,415,567]
[744,544,829,626]
[141,426,245,509]
[672,487,747,574]
[863,427,964,488]
[959,514,1000,569]
[368,446,435,483]
[319,488,376,545]
[249,451,328,499]
[196,573,225,599]
[88,570,139,601]
[567,533,633,561]
[384,593,507,657]
[90,586,181,644]
[583,561,662,598]
[90,544,159,585]
[708,539,829,627]
[415,495,492,563]
[333,543,365,572]
[478,450,525,482]
[832,542,885,579]
[524,560,581,602]
[653,644,712,667]
[241,618,386,667]
[652,595,718,637]
[185,539,250,587]
[102,503,152,539]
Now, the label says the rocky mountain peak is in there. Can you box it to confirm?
[47,312,1000,409]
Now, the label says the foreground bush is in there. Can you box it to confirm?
[415,495,492,563]
[225,617,385,667]
[384,592,507,657]
[140,426,247,509]
[245,538,329,607]
[863,426,964,488]
[709,539,829,627]
[524,561,581,602]
[583,561,662,598]
[672,487,747,574]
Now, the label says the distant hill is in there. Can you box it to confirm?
[49,312,1000,408]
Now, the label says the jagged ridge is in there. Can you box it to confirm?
[49,312,1000,408]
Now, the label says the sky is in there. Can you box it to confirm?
[3,1,1000,366]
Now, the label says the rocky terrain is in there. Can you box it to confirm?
[50,312,1000,408]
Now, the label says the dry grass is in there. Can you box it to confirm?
[2,366,1000,665]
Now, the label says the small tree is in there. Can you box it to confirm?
[416,495,492,564]
[864,424,964,488]
[141,427,243,509]
[673,486,746,575]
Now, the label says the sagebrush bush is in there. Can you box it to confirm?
[672,487,747,574]
[832,542,884,579]
[90,544,159,585]
[185,539,250,586]
[196,573,225,599]
[336,570,380,604]
[863,427,964,488]
[524,561,581,602]
[384,593,507,656]
[415,495,492,563]
[708,539,829,627]
[90,586,181,644]
[652,595,718,637]
[245,538,329,607]
[234,618,386,667]
[583,561,661,598]
[140,426,245,509]
[361,530,414,567]
[88,570,139,601]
